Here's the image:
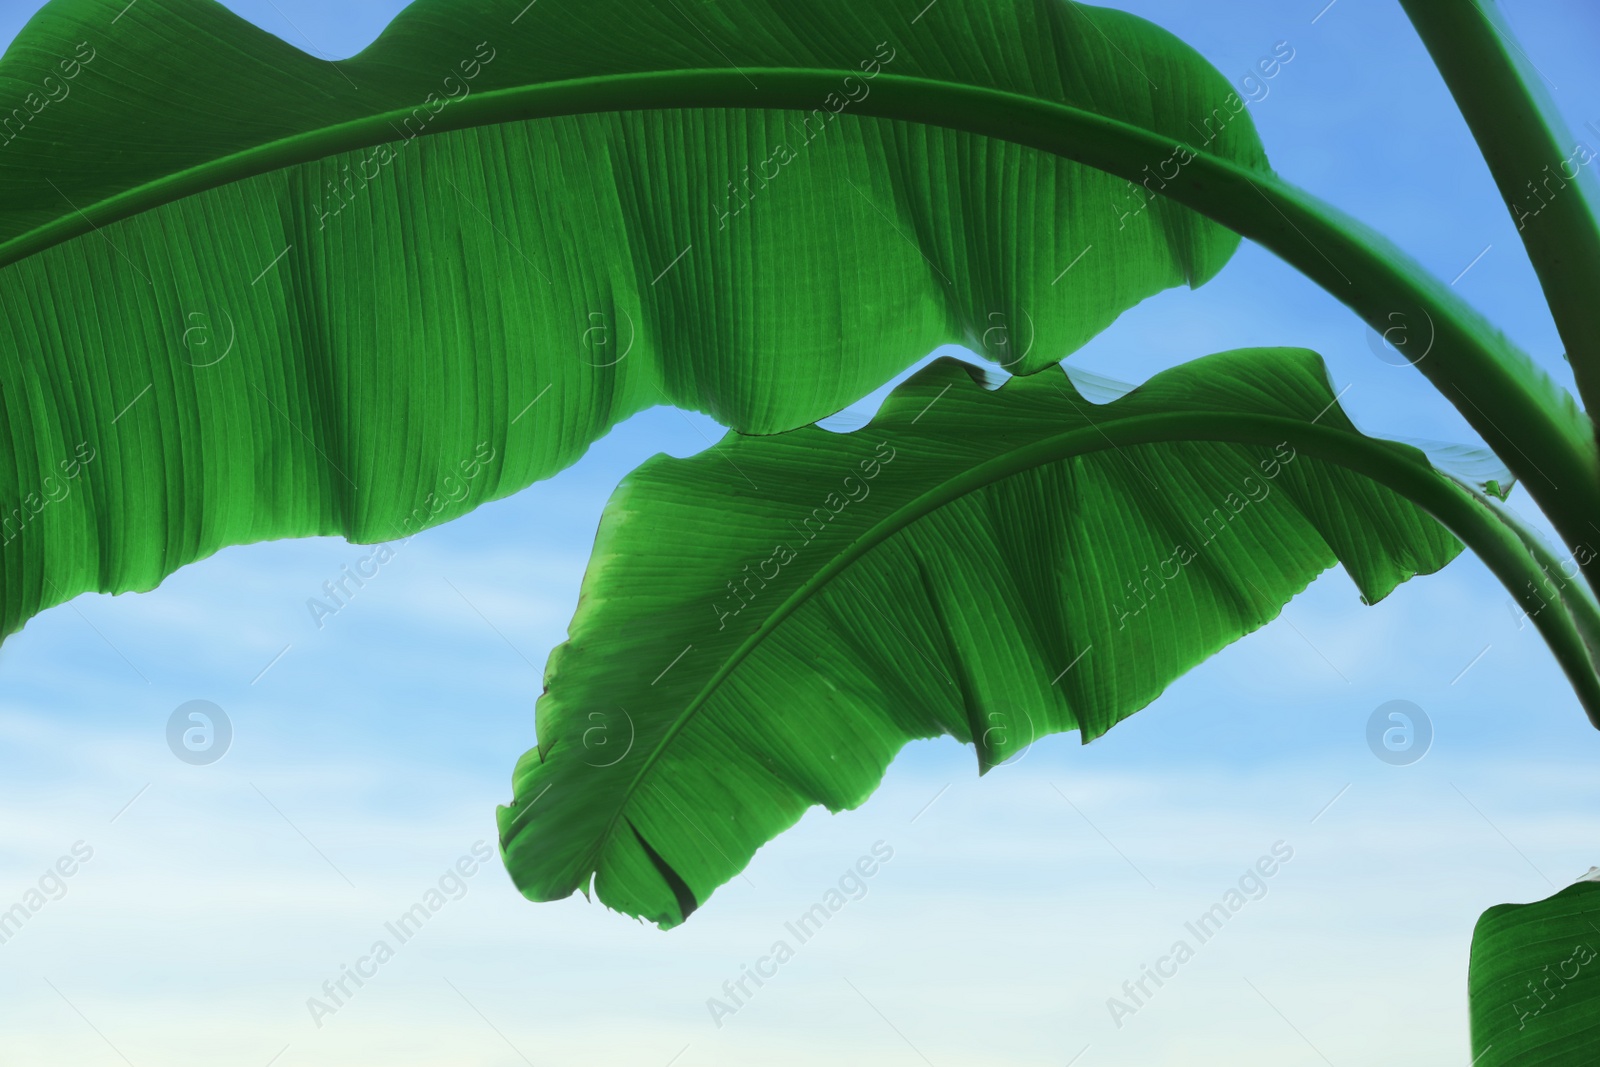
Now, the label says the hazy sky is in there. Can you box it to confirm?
[2,1,1599,1065]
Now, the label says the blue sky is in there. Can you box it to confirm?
[2,1,1599,1064]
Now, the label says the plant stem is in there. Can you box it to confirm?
[1401,0,1600,433]
[1470,483,1600,666]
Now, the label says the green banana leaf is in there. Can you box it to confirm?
[498,348,1463,928]
[0,0,1265,643]
[1470,874,1600,1064]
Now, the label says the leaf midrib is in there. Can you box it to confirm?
[0,70,1146,271]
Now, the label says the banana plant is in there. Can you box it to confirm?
[1,0,1597,1059]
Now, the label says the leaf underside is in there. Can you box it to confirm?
[498,348,1461,928]
[0,0,1266,643]
[1469,879,1600,1064]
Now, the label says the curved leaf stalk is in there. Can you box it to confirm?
[1401,0,1600,429]
[1468,483,1600,673]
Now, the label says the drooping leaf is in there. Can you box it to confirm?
[0,0,1266,642]
[1469,873,1600,1064]
[498,348,1463,927]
